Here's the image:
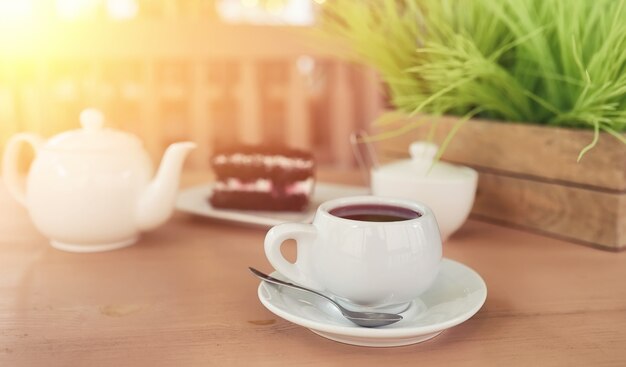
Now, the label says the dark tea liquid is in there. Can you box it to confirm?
[329,204,421,222]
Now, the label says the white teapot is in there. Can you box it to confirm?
[2,109,196,252]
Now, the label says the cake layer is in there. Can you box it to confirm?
[209,191,310,211]
[209,145,315,212]
[212,165,313,182]
[215,178,314,195]
[213,145,313,160]
[211,145,314,182]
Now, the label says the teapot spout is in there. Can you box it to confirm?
[136,142,196,231]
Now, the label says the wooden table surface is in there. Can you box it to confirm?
[1,171,625,367]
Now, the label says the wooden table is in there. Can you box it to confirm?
[1,171,625,366]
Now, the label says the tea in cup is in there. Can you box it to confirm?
[264,196,442,313]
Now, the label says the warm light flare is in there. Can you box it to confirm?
[0,0,34,23]
[106,0,138,20]
[56,0,99,20]
[241,0,259,7]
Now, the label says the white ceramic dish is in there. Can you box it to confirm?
[257,258,487,347]
[264,195,442,312]
[371,141,478,241]
[2,108,195,253]
[175,182,369,227]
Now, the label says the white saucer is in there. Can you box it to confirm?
[176,182,368,228]
[257,258,487,347]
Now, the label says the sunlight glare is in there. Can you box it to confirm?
[0,0,34,24]
[106,0,138,20]
[56,0,99,20]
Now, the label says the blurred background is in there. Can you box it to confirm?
[0,0,385,170]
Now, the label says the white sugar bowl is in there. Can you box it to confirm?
[371,141,478,241]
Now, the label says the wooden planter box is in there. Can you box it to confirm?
[375,115,626,251]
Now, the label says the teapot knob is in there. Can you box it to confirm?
[80,108,105,131]
[409,141,438,162]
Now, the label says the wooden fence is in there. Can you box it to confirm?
[0,21,384,170]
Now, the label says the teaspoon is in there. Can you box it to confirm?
[249,267,403,328]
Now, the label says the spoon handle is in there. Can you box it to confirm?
[248,267,338,306]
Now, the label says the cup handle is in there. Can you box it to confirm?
[264,223,321,289]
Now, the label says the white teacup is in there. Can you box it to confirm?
[264,196,442,313]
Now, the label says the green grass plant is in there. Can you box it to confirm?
[319,0,626,159]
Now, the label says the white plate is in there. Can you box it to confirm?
[175,182,369,227]
[257,258,487,347]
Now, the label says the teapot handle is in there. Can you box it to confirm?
[2,133,44,207]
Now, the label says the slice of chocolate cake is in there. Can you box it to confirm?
[209,145,315,211]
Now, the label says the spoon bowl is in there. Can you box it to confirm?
[249,267,403,328]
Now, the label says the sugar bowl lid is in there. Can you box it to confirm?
[43,108,142,153]
[375,141,476,181]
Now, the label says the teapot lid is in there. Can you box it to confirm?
[375,141,476,181]
[44,109,142,152]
